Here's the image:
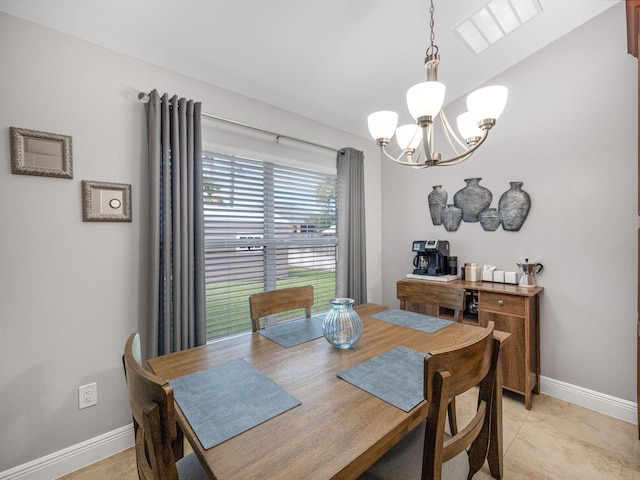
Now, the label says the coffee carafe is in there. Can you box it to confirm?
[517,258,543,287]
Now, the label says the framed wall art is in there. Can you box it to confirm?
[10,127,73,179]
[82,180,132,222]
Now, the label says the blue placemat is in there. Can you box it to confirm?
[338,346,425,412]
[257,315,325,348]
[170,359,301,449]
[371,308,453,334]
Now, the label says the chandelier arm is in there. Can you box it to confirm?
[383,130,487,167]
[378,122,492,167]
[439,110,470,152]
[386,157,434,167]
[435,152,474,167]
[422,125,434,164]
[380,144,415,164]
[439,114,461,156]
[436,128,490,166]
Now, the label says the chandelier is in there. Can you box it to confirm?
[367,0,508,168]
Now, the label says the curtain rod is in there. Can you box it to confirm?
[138,92,344,155]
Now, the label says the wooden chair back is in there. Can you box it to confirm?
[397,281,465,322]
[421,322,500,480]
[249,285,314,331]
[123,333,183,480]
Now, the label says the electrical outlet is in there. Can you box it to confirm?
[78,382,97,409]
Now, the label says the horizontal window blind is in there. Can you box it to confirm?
[203,152,337,340]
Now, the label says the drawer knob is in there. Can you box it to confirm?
[497,299,504,306]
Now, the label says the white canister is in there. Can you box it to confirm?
[465,263,481,282]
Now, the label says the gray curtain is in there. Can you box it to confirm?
[336,147,367,304]
[145,89,206,357]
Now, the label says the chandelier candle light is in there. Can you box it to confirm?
[367,0,508,168]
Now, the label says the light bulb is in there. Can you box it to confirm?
[395,124,422,150]
[467,85,508,120]
[406,82,446,121]
[367,111,398,140]
[457,112,483,140]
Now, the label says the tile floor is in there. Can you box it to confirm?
[58,391,640,479]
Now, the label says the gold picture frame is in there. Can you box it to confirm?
[10,127,73,179]
[82,180,132,222]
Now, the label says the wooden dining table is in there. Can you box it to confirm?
[148,303,507,480]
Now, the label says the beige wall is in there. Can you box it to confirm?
[0,12,381,473]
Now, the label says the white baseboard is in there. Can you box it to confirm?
[2,378,638,479]
[539,375,638,425]
[0,424,134,480]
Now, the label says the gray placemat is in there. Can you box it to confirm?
[170,359,301,449]
[371,308,453,333]
[257,315,325,348]
[338,346,425,412]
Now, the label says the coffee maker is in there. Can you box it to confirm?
[412,239,450,276]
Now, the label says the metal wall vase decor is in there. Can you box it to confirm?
[478,207,500,231]
[442,204,462,232]
[453,178,492,222]
[428,185,448,225]
[498,181,530,231]
[427,179,531,232]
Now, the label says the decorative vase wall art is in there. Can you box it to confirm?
[426,179,532,232]
[478,208,500,231]
[453,178,492,222]
[428,185,448,225]
[498,181,531,231]
[442,204,462,232]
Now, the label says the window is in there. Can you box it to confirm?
[203,152,337,340]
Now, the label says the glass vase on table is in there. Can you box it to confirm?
[322,298,363,349]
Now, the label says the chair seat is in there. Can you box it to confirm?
[359,422,470,480]
[176,452,209,479]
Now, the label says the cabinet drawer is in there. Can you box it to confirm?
[479,291,525,316]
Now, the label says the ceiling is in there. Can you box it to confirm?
[0,0,620,138]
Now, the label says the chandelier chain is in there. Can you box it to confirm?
[427,0,438,57]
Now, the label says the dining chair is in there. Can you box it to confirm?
[359,322,500,480]
[397,281,465,322]
[397,281,466,435]
[249,285,314,331]
[123,333,208,480]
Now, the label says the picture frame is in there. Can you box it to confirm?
[10,127,73,179]
[82,180,132,222]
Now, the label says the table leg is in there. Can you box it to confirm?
[488,347,504,479]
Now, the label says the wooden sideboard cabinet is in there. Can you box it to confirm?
[397,279,543,409]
